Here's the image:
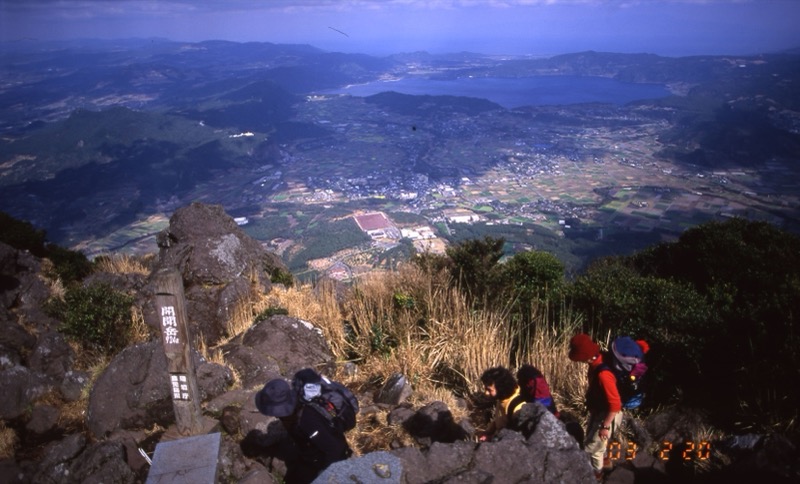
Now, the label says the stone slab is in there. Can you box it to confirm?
[146,432,221,484]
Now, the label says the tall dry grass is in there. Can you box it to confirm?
[94,253,152,275]
[268,264,588,414]
[0,421,17,460]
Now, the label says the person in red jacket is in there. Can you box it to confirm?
[569,333,623,480]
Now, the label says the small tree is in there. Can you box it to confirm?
[499,250,564,300]
[445,236,505,304]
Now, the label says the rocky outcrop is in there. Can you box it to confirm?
[0,242,77,422]
[85,341,233,439]
[150,202,288,346]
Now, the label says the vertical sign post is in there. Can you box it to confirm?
[154,268,203,436]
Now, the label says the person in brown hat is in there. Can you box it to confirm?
[256,377,351,483]
[569,333,623,480]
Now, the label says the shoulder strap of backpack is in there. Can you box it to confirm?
[507,394,527,418]
[303,399,339,428]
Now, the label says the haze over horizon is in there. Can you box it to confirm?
[1,0,799,58]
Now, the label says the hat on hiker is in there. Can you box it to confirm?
[612,336,644,371]
[255,378,297,417]
[569,333,600,361]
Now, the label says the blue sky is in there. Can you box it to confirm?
[1,0,798,57]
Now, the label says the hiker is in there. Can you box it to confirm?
[516,364,559,416]
[478,366,526,441]
[568,333,623,480]
[255,375,353,483]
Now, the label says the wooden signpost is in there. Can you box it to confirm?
[153,268,203,436]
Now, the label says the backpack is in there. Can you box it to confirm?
[515,364,559,416]
[292,368,359,432]
[601,336,649,409]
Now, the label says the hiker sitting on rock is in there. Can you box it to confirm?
[478,366,526,442]
[256,376,352,483]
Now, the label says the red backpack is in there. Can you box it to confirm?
[516,365,559,417]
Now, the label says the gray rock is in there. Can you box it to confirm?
[222,314,334,389]
[314,451,404,484]
[0,365,50,419]
[441,468,494,483]
[86,342,175,438]
[0,324,35,360]
[27,331,74,383]
[32,433,87,484]
[87,340,236,438]
[69,441,136,484]
[107,429,151,479]
[0,342,22,370]
[403,401,469,444]
[473,437,538,482]
[237,464,278,484]
[196,358,234,401]
[375,373,412,405]
[0,244,60,334]
[0,458,26,484]
[60,370,91,402]
[26,404,60,436]
[386,405,415,427]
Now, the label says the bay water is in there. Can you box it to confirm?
[320,76,670,109]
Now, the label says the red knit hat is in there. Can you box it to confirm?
[569,333,600,361]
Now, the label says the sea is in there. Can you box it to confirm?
[319,76,671,109]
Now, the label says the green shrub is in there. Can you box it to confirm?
[270,267,294,287]
[629,218,800,433]
[393,292,415,310]
[254,306,289,322]
[45,244,94,285]
[48,283,135,355]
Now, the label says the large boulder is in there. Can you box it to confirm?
[86,341,232,438]
[86,342,174,439]
[221,314,336,389]
[149,202,287,346]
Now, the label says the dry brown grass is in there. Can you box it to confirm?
[129,305,153,345]
[94,253,151,275]
[40,260,66,300]
[267,264,590,449]
[521,304,588,415]
[223,293,264,342]
[195,332,242,389]
[0,421,18,460]
[265,280,349,355]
